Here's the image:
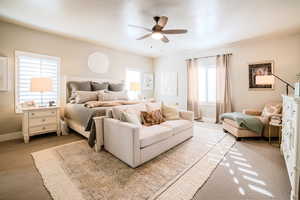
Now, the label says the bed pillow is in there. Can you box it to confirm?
[91,82,109,91]
[68,81,92,101]
[120,111,142,127]
[161,103,180,120]
[98,91,128,101]
[108,83,124,91]
[73,91,98,104]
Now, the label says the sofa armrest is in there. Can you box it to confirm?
[179,110,194,121]
[103,118,140,167]
[93,116,109,152]
[242,109,262,116]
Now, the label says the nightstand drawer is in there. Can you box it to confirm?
[29,124,57,135]
[29,116,57,127]
[29,110,57,118]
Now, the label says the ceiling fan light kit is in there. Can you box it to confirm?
[151,32,163,40]
[129,16,188,43]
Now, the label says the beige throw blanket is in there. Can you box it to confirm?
[84,100,140,108]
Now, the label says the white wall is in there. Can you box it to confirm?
[154,34,300,112]
[0,21,153,135]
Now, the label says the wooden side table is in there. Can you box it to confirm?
[268,122,282,145]
[22,107,61,143]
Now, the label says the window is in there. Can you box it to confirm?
[15,51,60,112]
[126,69,141,100]
[198,58,216,103]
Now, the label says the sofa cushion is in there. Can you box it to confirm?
[139,125,173,148]
[160,120,193,135]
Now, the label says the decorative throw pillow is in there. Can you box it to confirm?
[161,103,180,120]
[120,111,142,127]
[262,103,282,118]
[73,91,98,104]
[112,104,146,120]
[141,109,165,126]
[91,82,109,91]
[108,83,124,91]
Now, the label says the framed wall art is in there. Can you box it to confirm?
[143,73,153,90]
[248,61,274,90]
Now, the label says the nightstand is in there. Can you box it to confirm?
[268,122,282,146]
[22,107,61,143]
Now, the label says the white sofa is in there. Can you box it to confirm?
[103,103,194,168]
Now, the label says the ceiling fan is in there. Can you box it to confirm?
[129,16,188,43]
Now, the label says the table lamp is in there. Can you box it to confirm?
[256,74,294,95]
[30,77,52,107]
[130,82,141,99]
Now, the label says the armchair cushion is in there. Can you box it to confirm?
[139,125,173,148]
[160,120,193,135]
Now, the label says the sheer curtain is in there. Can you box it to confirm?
[216,54,232,122]
[187,59,201,119]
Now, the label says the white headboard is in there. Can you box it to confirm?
[62,76,124,105]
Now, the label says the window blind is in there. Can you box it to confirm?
[15,51,60,112]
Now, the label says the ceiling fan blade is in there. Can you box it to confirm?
[128,25,152,32]
[157,16,168,27]
[136,33,152,40]
[161,35,169,43]
[161,29,188,34]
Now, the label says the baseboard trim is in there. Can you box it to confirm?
[0,131,22,142]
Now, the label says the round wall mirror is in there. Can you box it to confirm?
[88,52,109,74]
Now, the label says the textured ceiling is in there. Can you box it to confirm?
[1,0,300,57]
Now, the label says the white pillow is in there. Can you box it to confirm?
[120,111,142,127]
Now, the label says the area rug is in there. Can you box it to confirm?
[32,124,235,200]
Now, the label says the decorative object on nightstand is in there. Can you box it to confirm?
[268,114,282,145]
[30,77,52,107]
[22,106,61,143]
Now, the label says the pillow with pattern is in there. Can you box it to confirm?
[141,109,165,126]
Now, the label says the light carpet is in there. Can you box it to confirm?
[32,125,235,200]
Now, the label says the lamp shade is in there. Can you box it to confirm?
[130,82,141,92]
[30,77,53,92]
[255,75,274,85]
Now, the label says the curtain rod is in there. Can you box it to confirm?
[185,53,232,61]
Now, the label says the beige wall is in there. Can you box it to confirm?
[154,34,300,112]
[0,21,153,135]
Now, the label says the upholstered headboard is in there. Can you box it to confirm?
[62,76,124,105]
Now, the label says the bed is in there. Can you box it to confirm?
[62,76,126,152]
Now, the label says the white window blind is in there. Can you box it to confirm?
[15,51,60,112]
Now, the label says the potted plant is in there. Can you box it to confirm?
[295,73,300,96]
